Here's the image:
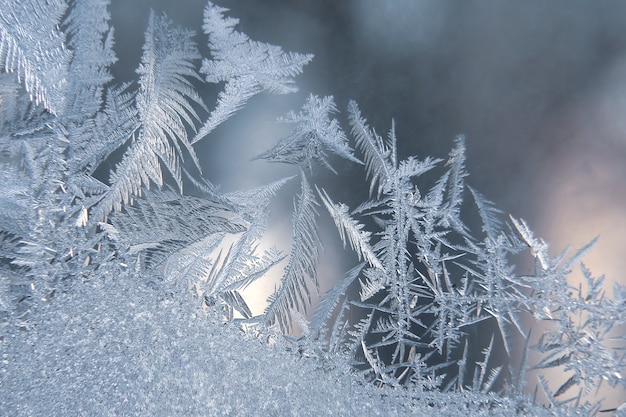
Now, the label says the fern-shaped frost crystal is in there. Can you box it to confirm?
[264,173,321,332]
[254,94,361,171]
[317,187,382,269]
[62,0,117,118]
[0,0,70,114]
[193,3,313,143]
[95,12,204,219]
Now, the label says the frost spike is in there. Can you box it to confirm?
[317,187,382,270]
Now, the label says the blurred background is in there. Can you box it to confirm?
[109,0,626,408]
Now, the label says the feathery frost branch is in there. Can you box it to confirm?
[192,2,313,143]
[94,11,204,220]
[317,187,382,270]
[264,173,321,332]
[0,0,70,114]
[254,94,361,172]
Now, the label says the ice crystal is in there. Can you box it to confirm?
[0,1,623,415]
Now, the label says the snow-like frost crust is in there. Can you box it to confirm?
[0,272,569,416]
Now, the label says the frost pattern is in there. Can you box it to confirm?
[0,0,70,114]
[192,3,313,143]
[0,1,624,415]
[308,102,626,413]
[260,95,359,333]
